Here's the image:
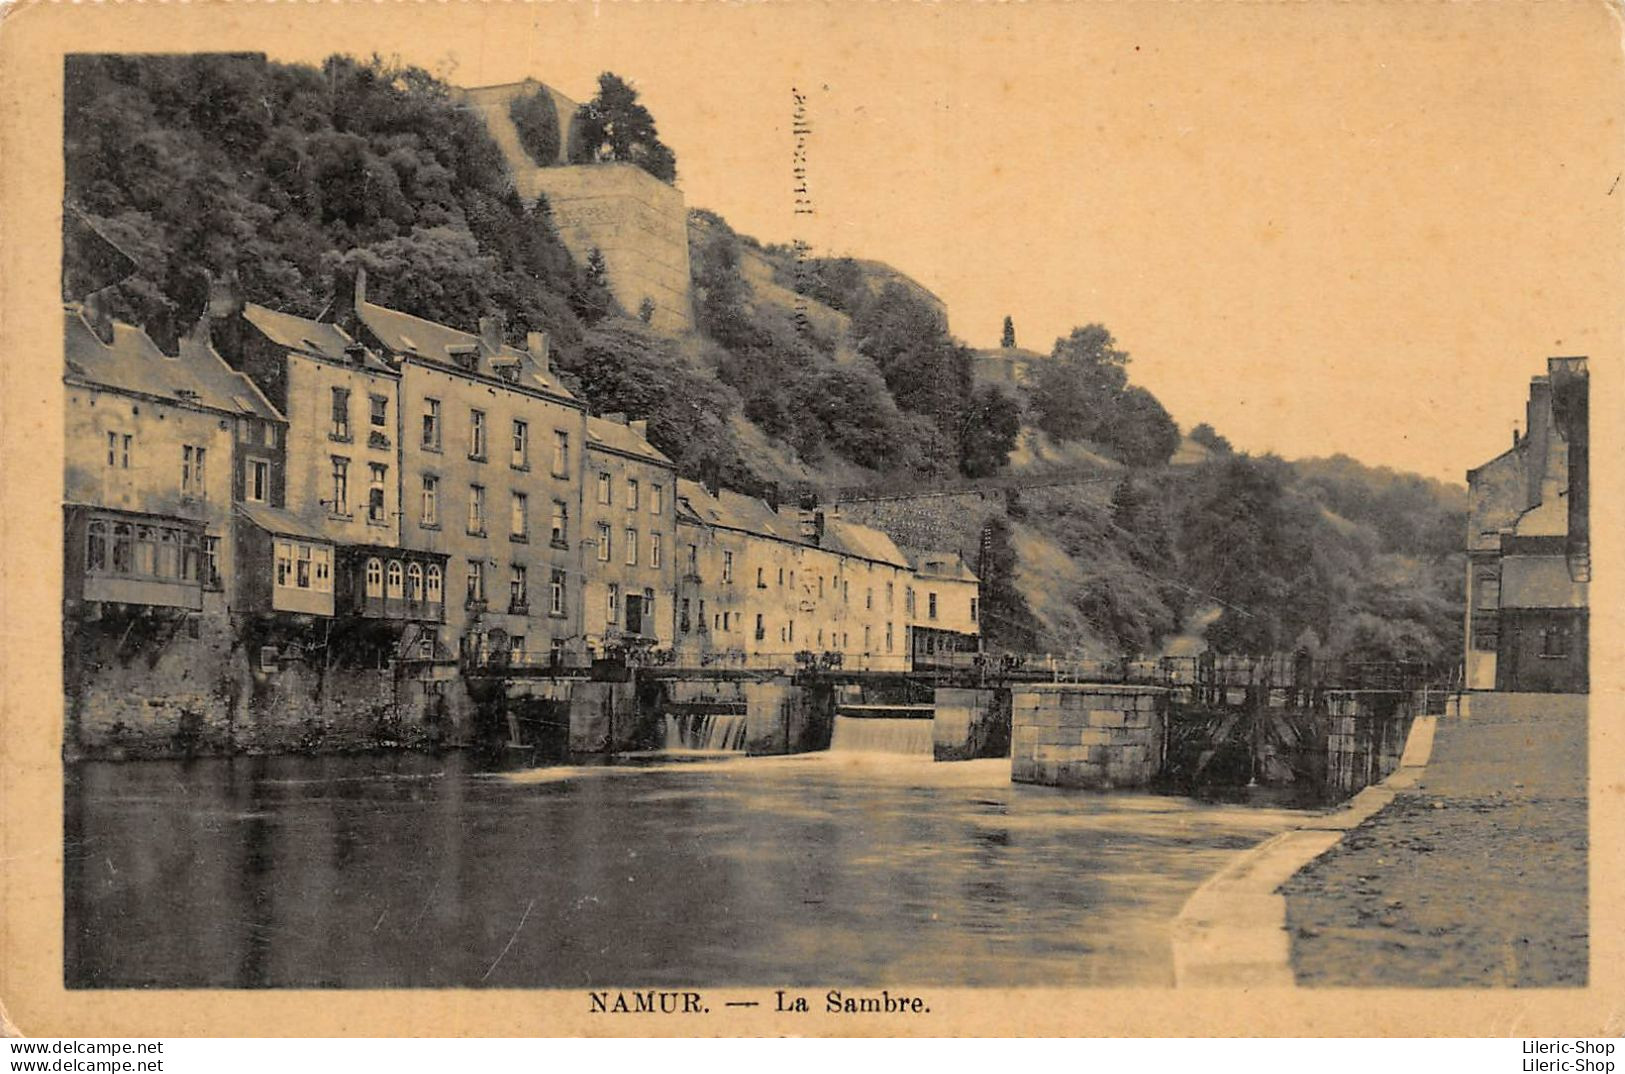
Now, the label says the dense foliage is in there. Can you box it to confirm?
[1028,325,1181,467]
[508,87,562,167]
[1012,453,1466,667]
[64,52,614,354]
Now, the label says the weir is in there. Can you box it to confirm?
[828,713,935,755]
[663,712,748,752]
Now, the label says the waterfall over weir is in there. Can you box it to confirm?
[828,714,934,756]
[663,713,748,752]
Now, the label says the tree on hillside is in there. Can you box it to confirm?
[1189,422,1233,456]
[508,87,561,167]
[1001,315,1016,349]
[569,73,678,184]
[1099,386,1181,468]
[957,383,1022,478]
[977,516,1040,653]
[1028,324,1130,443]
[851,282,970,473]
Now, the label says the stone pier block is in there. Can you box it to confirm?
[1010,683,1167,789]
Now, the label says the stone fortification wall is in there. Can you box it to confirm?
[832,491,1005,562]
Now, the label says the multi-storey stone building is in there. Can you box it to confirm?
[1464,356,1589,693]
[344,270,591,666]
[581,414,678,655]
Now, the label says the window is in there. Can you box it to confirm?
[755,614,765,641]
[687,544,699,577]
[364,557,383,597]
[1474,569,1501,610]
[469,409,487,459]
[551,500,569,546]
[111,523,132,574]
[651,532,662,568]
[864,625,872,650]
[313,546,332,592]
[368,463,388,523]
[370,394,388,430]
[426,564,443,605]
[553,430,570,477]
[625,528,638,566]
[509,635,527,660]
[906,587,916,617]
[510,565,528,610]
[407,563,424,602]
[698,600,707,633]
[422,398,441,450]
[85,521,107,572]
[679,596,689,633]
[246,458,269,504]
[970,598,979,622]
[866,587,873,611]
[386,560,404,599]
[887,582,894,609]
[202,536,221,589]
[597,472,613,505]
[330,457,350,515]
[330,388,351,440]
[467,484,485,534]
[757,566,766,588]
[466,560,486,604]
[843,580,849,603]
[778,567,784,586]
[421,475,439,527]
[886,622,894,652]
[511,420,529,469]
[106,431,131,469]
[928,592,938,620]
[722,550,734,583]
[597,523,612,562]
[818,577,824,598]
[181,445,207,497]
[643,588,656,629]
[1541,626,1572,658]
[608,583,621,623]
[550,569,566,616]
[651,484,664,515]
[627,478,640,511]
[510,492,529,540]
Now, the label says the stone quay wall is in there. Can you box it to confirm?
[65,615,473,759]
[1011,683,1167,789]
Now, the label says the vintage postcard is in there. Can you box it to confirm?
[0,0,1621,1039]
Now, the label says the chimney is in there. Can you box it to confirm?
[323,264,369,328]
[629,419,649,439]
[800,509,826,546]
[478,313,505,354]
[527,330,551,374]
[207,275,244,320]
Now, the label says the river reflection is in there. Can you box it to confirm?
[65,751,1304,988]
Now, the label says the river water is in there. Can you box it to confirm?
[64,750,1305,989]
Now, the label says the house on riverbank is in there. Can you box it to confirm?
[1463,357,1589,693]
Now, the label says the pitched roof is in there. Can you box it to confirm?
[586,415,671,467]
[241,303,394,374]
[675,479,792,541]
[235,502,334,543]
[823,518,910,569]
[64,305,282,422]
[355,296,576,400]
[903,547,980,583]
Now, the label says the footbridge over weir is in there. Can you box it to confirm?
[469,655,1444,799]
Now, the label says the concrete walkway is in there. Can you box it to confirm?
[1174,693,1587,988]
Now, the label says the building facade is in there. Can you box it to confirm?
[581,415,678,656]
[345,270,591,666]
[1463,357,1589,693]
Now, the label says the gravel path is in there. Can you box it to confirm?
[1278,696,1587,987]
